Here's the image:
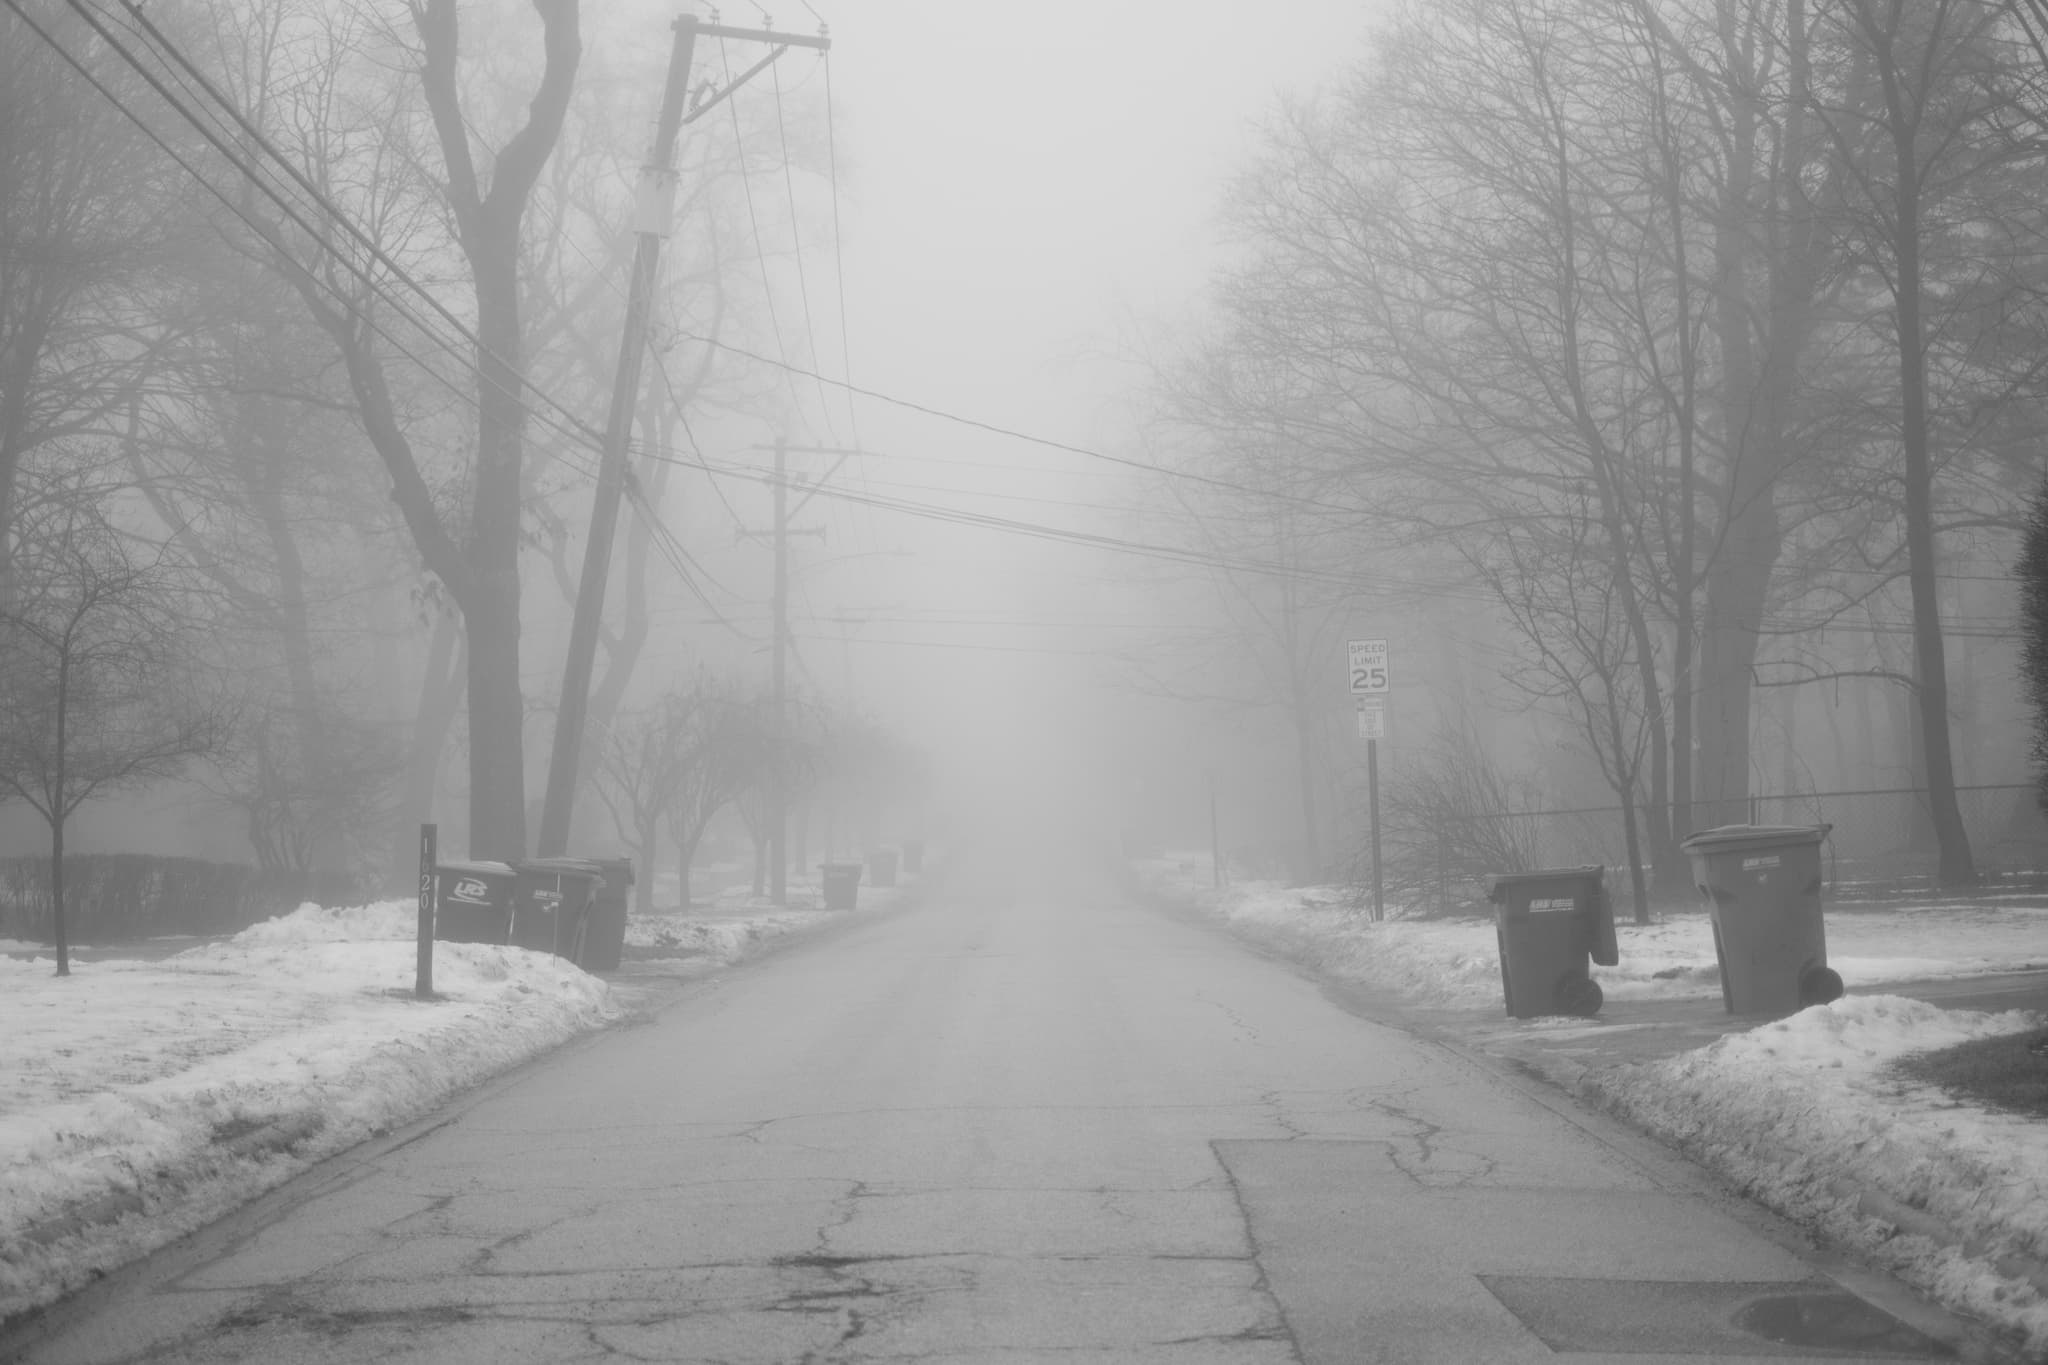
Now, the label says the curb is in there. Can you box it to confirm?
[18,1111,327,1252]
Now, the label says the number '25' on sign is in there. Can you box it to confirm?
[1348,639,1389,694]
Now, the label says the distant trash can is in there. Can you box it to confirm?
[820,861,864,911]
[511,858,602,958]
[1487,866,1619,1018]
[867,847,899,889]
[902,840,924,876]
[434,860,515,945]
[575,857,634,972]
[1680,824,1841,1017]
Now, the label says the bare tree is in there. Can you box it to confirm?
[590,676,766,912]
[0,503,221,975]
[0,5,190,596]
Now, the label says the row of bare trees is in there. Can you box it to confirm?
[0,1,879,968]
[1151,0,2048,905]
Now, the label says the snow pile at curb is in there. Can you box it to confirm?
[626,911,818,962]
[0,900,619,1322]
[1582,997,2048,1357]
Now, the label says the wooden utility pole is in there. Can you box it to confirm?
[1208,769,1221,890]
[752,442,852,905]
[537,16,698,858]
[771,438,789,905]
[538,16,832,859]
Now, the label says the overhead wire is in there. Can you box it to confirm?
[43,2,1462,622]
[769,53,839,445]
[97,0,617,484]
[10,0,583,491]
[718,35,807,434]
[95,0,752,623]
[821,48,860,445]
[667,329,1380,519]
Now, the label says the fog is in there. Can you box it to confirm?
[5,0,2041,908]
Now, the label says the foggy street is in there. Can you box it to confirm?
[9,843,1983,1365]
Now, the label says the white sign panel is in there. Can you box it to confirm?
[1356,697,1387,741]
[1348,639,1389,695]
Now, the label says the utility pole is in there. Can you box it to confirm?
[537,16,697,859]
[750,442,856,904]
[771,438,789,905]
[537,14,831,860]
[1208,769,1221,890]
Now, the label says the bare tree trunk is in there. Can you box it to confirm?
[390,614,464,890]
[1889,144,1975,885]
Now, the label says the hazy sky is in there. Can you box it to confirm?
[704,0,1385,811]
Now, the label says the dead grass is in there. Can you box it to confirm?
[1890,1027,2048,1118]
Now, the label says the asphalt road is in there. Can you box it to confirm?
[5,853,2015,1363]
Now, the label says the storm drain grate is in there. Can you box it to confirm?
[1477,1276,1954,1358]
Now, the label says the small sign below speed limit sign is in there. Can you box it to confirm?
[1348,639,1389,695]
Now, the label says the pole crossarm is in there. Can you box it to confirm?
[698,22,831,50]
[681,23,830,127]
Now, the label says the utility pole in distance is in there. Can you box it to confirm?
[745,441,857,904]
[538,15,832,859]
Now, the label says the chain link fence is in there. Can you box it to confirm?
[1393,784,2046,914]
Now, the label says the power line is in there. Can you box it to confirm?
[97,0,614,481]
[821,49,860,445]
[769,52,839,445]
[668,329,1378,518]
[80,0,756,629]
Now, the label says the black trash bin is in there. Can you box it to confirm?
[511,858,602,958]
[1487,866,1618,1018]
[867,847,899,889]
[574,857,634,972]
[819,861,863,910]
[434,860,515,945]
[1679,824,1841,1017]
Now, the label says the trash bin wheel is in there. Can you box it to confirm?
[1799,964,1845,1008]
[1557,971,1603,1018]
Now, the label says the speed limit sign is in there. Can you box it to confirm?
[1348,639,1388,695]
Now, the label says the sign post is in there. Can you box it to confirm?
[1348,642,1390,922]
[416,823,436,1000]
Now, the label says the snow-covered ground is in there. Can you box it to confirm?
[1132,856,2048,1357]
[0,869,912,1326]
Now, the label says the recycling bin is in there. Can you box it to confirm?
[1680,824,1841,1017]
[902,840,925,876]
[867,847,899,889]
[820,861,864,911]
[574,857,634,972]
[1487,866,1618,1018]
[511,858,602,958]
[434,860,515,944]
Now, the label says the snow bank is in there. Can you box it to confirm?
[1586,998,2048,1358]
[0,900,618,1320]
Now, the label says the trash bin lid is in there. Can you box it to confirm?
[1487,866,1603,903]
[438,859,515,877]
[519,857,603,880]
[1678,824,1830,856]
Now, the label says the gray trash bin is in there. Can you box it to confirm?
[820,862,863,910]
[434,861,515,944]
[1487,866,1618,1018]
[511,858,602,958]
[575,857,634,972]
[1679,824,1842,1017]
